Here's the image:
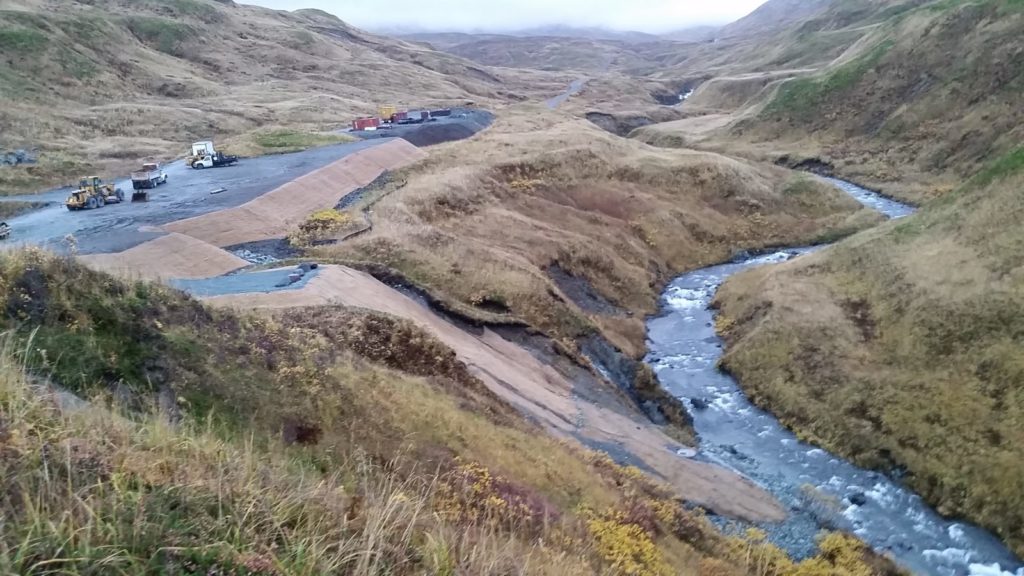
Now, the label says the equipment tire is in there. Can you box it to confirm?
[87,197,98,209]
[116,189,125,202]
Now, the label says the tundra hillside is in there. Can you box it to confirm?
[314,108,879,359]
[720,0,1023,203]
[706,0,1024,558]
[0,249,904,576]
[0,0,566,195]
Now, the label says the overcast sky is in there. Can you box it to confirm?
[245,0,768,33]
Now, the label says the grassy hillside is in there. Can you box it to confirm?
[0,0,567,196]
[313,107,880,361]
[427,35,649,72]
[0,248,903,575]
[718,0,832,39]
[736,0,1024,202]
[714,148,1024,556]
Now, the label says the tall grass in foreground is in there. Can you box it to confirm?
[0,340,580,575]
[0,330,906,575]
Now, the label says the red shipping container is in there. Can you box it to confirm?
[391,111,408,122]
[352,117,380,131]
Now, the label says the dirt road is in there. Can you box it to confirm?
[0,139,401,255]
[203,265,786,523]
[546,79,587,109]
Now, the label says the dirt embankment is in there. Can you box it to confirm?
[164,139,426,247]
[77,233,248,281]
[205,265,786,522]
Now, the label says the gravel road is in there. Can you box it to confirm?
[546,79,586,109]
[0,138,399,255]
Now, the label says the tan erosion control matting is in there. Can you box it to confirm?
[78,233,248,281]
[164,139,426,247]
[205,266,787,523]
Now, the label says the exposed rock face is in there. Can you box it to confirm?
[1,149,37,167]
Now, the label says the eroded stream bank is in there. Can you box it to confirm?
[645,178,1023,576]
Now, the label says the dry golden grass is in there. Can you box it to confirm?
[713,152,1024,556]
[317,106,878,357]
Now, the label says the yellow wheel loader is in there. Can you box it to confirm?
[66,176,125,211]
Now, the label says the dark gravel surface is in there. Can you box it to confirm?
[348,108,494,147]
[0,139,398,255]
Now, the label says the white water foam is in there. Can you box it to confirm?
[712,393,739,411]
[866,482,897,507]
[664,286,708,309]
[969,563,1024,576]
[924,548,973,566]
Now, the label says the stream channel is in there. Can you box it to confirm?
[645,177,1023,576]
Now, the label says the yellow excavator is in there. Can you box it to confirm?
[66,176,125,211]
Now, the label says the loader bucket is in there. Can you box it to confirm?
[132,190,148,202]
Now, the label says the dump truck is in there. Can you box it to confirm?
[66,176,124,211]
[130,162,168,201]
[0,222,10,241]
[188,141,238,169]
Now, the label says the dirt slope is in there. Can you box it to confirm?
[205,264,787,523]
[164,139,425,246]
[78,232,247,280]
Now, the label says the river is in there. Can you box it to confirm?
[644,177,1023,576]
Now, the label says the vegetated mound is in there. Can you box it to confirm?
[733,0,1024,202]
[0,247,905,575]
[317,107,880,362]
[0,0,562,195]
[713,148,1024,556]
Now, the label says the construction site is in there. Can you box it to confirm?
[0,102,792,525]
[0,95,842,507]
